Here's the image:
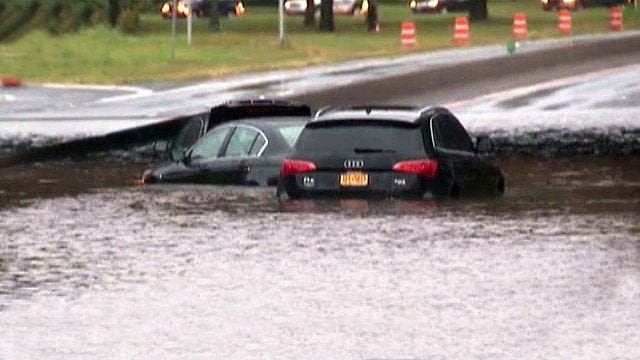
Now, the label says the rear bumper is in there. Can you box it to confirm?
[281,171,441,199]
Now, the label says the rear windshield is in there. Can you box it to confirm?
[295,121,426,157]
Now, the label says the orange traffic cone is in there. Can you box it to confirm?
[1,77,22,88]
[608,7,623,31]
[558,9,572,35]
[512,12,528,40]
[401,21,417,48]
[453,16,470,46]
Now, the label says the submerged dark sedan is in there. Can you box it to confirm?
[142,117,307,186]
[278,105,505,199]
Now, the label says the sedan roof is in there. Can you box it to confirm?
[229,116,309,129]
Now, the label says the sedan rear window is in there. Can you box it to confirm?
[295,121,426,157]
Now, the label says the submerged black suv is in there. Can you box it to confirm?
[278,106,505,199]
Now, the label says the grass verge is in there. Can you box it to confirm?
[0,0,639,84]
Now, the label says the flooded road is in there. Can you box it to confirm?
[1,156,639,358]
[2,41,640,358]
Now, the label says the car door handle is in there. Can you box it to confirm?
[237,161,250,173]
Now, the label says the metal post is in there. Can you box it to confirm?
[187,0,193,45]
[171,0,177,60]
[278,0,285,45]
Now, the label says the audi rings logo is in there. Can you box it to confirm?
[344,159,365,169]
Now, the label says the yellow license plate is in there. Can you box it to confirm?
[340,172,369,187]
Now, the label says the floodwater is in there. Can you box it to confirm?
[1,156,639,359]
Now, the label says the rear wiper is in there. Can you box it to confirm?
[354,147,396,153]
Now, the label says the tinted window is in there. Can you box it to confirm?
[432,116,473,152]
[249,135,267,156]
[224,127,260,157]
[190,127,232,160]
[171,117,204,159]
[295,121,426,157]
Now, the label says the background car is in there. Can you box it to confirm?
[141,101,311,186]
[284,0,366,16]
[540,0,626,11]
[408,0,472,14]
[284,0,321,15]
[160,0,245,18]
[278,105,505,199]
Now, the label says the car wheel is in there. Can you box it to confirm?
[433,164,457,198]
[489,175,506,197]
[496,175,506,195]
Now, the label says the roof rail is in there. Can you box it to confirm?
[314,105,420,118]
[418,105,449,119]
[223,98,301,107]
[314,105,341,118]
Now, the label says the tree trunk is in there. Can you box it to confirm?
[319,0,334,32]
[468,0,488,22]
[304,0,315,27]
[107,0,120,27]
[366,0,378,32]
[209,0,220,31]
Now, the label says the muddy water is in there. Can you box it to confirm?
[0,157,639,358]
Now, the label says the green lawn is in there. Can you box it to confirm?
[1,1,638,84]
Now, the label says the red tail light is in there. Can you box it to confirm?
[280,159,317,176]
[392,159,438,178]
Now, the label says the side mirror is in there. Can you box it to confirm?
[475,136,493,153]
[153,140,169,153]
[171,148,187,163]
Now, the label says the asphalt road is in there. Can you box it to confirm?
[2,31,640,147]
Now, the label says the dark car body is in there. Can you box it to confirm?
[409,0,472,14]
[160,0,245,18]
[161,99,311,163]
[143,116,309,186]
[540,0,625,10]
[278,106,505,199]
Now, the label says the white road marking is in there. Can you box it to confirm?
[447,63,640,110]
[1,94,16,102]
[42,83,154,104]
[42,83,153,94]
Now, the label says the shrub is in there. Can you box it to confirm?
[44,1,80,35]
[117,8,140,34]
[0,0,40,42]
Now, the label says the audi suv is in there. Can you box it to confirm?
[277,105,505,199]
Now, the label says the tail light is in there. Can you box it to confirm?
[161,3,171,15]
[392,159,438,178]
[138,169,153,185]
[281,159,317,176]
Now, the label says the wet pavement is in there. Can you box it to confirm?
[2,31,640,147]
[2,33,640,359]
[0,156,639,358]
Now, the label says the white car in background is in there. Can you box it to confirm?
[284,0,367,15]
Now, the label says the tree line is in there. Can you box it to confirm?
[0,0,487,42]
[0,0,153,41]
